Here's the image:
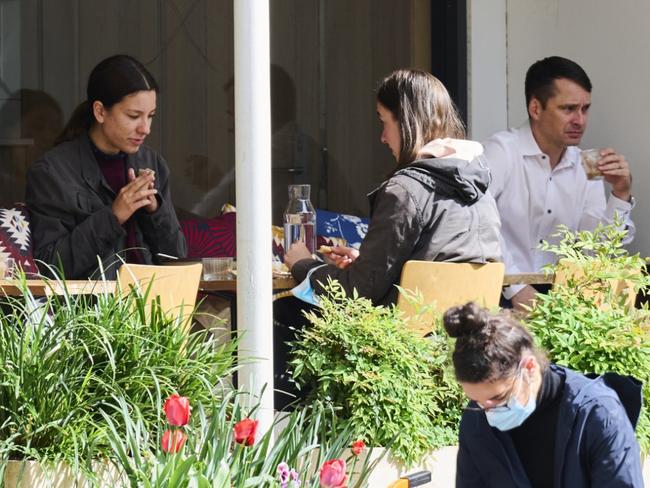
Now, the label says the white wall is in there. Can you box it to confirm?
[467,0,507,142]
[470,0,650,256]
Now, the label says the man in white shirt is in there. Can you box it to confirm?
[482,56,634,309]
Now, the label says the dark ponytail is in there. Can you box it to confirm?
[443,302,548,383]
[56,54,158,145]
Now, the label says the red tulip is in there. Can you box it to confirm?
[161,429,187,453]
[319,458,348,488]
[233,418,258,446]
[164,394,191,426]
[351,440,366,456]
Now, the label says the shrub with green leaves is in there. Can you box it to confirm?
[526,222,650,452]
[289,282,465,466]
[0,275,236,476]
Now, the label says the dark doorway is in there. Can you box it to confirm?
[430,0,468,125]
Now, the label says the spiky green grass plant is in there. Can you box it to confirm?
[0,272,236,480]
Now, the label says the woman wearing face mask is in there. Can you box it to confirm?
[26,55,186,279]
[283,69,501,306]
[444,302,643,487]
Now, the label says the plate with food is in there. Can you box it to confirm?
[272,261,292,277]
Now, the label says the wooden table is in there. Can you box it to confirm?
[198,273,556,295]
[1,273,552,297]
[0,279,117,296]
[502,272,554,286]
[199,276,296,292]
[0,277,297,297]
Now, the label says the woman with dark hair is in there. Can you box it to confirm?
[444,302,643,487]
[26,54,186,279]
[284,69,501,306]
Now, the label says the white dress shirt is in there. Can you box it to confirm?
[483,123,635,298]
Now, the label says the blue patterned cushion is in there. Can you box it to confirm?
[316,209,369,250]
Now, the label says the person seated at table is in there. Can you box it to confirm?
[284,69,502,306]
[444,302,642,487]
[481,56,635,310]
[26,54,186,279]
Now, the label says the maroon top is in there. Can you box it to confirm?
[90,140,144,263]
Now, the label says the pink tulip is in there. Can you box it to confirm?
[319,458,348,488]
[161,429,187,453]
[164,394,191,426]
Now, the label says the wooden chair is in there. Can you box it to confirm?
[396,261,505,336]
[116,263,203,325]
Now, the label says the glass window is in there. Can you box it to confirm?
[0,0,431,223]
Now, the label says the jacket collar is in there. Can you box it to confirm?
[79,131,144,197]
[367,154,491,213]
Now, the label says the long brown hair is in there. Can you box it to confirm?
[376,69,465,173]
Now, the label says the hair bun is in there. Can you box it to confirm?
[443,302,489,338]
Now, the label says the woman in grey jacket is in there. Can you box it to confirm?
[284,69,501,306]
[26,55,186,279]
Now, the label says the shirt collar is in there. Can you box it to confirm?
[518,121,579,169]
[518,121,545,157]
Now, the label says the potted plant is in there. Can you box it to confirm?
[526,223,650,460]
[288,281,465,483]
[0,274,237,487]
[103,391,379,487]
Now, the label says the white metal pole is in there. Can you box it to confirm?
[234,0,274,431]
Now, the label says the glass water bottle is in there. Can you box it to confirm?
[283,184,316,254]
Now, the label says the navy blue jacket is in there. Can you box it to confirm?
[456,365,643,487]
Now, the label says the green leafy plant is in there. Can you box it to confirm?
[0,272,236,480]
[539,220,650,304]
[104,391,379,487]
[526,222,650,452]
[289,281,465,466]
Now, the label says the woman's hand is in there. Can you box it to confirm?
[112,168,158,224]
[284,242,313,270]
[324,245,359,269]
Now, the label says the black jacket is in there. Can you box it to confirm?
[292,155,502,305]
[457,365,643,487]
[26,132,186,279]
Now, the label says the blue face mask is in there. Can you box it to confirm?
[485,371,536,431]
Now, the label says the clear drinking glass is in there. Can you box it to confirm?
[0,257,15,279]
[283,184,316,254]
[581,148,603,180]
[202,257,234,280]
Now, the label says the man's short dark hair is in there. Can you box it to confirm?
[525,56,592,108]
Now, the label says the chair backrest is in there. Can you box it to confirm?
[396,261,505,336]
[552,259,639,310]
[116,263,203,325]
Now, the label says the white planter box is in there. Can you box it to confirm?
[3,460,124,488]
[351,448,650,488]
[347,446,457,487]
